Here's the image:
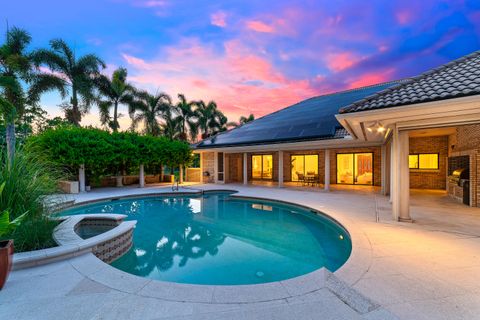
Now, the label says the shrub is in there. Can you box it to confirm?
[28,127,194,178]
[0,147,62,251]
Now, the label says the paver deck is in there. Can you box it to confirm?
[1,184,479,320]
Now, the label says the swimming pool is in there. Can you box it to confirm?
[61,192,351,285]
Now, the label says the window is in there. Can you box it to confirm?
[252,155,273,179]
[409,154,439,170]
[336,153,373,185]
[291,155,318,181]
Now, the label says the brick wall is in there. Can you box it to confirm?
[409,136,448,190]
[201,152,215,183]
[226,153,243,183]
[451,124,480,207]
[329,147,382,186]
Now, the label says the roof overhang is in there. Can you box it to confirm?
[193,136,382,153]
[335,95,480,142]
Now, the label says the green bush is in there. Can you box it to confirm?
[0,148,61,251]
[28,127,194,178]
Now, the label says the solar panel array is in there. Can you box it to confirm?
[196,81,401,148]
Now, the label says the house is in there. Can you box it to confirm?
[189,51,480,221]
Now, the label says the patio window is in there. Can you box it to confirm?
[336,153,373,185]
[291,155,318,181]
[252,155,273,180]
[409,154,439,170]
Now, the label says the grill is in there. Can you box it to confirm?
[449,168,469,186]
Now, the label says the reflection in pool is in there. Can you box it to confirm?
[61,193,351,285]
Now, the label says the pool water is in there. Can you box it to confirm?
[61,193,351,285]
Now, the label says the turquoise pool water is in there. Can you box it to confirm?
[61,193,351,285]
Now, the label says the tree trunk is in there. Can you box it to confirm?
[72,89,80,127]
[5,122,15,166]
[113,101,118,132]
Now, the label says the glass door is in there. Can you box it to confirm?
[252,155,273,180]
[336,153,373,185]
[291,155,318,181]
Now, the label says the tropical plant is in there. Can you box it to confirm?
[0,182,27,238]
[31,38,106,126]
[0,147,61,251]
[195,100,228,139]
[128,90,172,136]
[0,27,64,164]
[176,94,198,142]
[227,114,255,128]
[160,104,182,141]
[96,67,135,132]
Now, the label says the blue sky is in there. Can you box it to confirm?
[2,0,480,129]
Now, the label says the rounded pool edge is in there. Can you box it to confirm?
[63,188,371,303]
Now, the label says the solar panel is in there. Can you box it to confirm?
[196,82,400,148]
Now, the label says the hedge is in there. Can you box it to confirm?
[27,127,193,176]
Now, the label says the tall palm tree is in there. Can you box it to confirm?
[176,94,197,142]
[0,27,64,163]
[195,100,228,139]
[96,67,135,132]
[227,114,255,128]
[160,106,182,141]
[129,90,171,136]
[32,39,105,126]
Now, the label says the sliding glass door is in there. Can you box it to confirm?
[291,155,318,181]
[252,155,273,180]
[336,153,373,185]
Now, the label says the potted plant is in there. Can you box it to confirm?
[0,182,27,290]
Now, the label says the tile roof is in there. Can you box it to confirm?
[339,50,480,114]
[195,81,401,149]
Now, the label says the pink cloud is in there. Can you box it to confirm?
[122,38,317,120]
[325,52,360,72]
[396,10,412,25]
[347,68,395,89]
[211,11,227,28]
[245,20,275,33]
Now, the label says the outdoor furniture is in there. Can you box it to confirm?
[296,172,305,185]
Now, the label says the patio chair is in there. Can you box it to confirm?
[296,172,305,186]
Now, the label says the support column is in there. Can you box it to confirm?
[324,149,330,191]
[381,144,386,195]
[391,128,411,221]
[179,165,184,184]
[79,164,86,193]
[243,153,248,185]
[278,151,284,187]
[139,164,145,188]
[213,152,218,183]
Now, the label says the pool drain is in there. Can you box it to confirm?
[256,271,264,277]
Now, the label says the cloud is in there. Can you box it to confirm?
[325,52,361,72]
[245,20,275,33]
[211,11,227,28]
[122,38,317,120]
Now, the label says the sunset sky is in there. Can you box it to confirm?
[2,0,480,129]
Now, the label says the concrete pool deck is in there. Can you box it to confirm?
[1,184,479,319]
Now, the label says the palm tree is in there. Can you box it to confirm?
[176,94,197,142]
[32,39,105,126]
[96,67,135,132]
[129,90,172,136]
[0,27,64,163]
[160,106,182,141]
[195,100,228,139]
[227,114,255,128]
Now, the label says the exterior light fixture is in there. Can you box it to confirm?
[366,121,385,133]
